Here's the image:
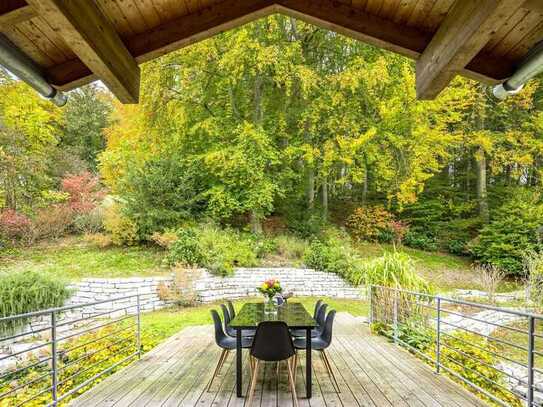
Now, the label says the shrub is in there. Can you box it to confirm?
[73,206,104,234]
[197,225,257,275]
[304,234,364,285]
[347,205,395,242]
[164,225,258,276]
[0,271,71,334]
[285,208,327,238]
[165,228,204,267]
[476,264,505,303]
[0,209,32,243]
[31,204,75,241]
[273,235,308,261]
[470,193,543,275]
[524,251,543,311]
[150,230,179,249]
[354,251,431,292]
[103,203,139,246]
[61,172,104,214]
[404,228,438,252]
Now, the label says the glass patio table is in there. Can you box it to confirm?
[229,302,317,398]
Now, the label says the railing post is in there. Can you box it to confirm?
[393,288,399,344]
[368,285,373,325]
[51,311,58,406]
[528,316,535,407]
[136,294,142,359]
[436,297,441,374]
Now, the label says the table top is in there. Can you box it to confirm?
[229,302,317,329]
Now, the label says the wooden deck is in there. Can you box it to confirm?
[70,313,487,407]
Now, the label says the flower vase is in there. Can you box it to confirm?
[264,296,277,316]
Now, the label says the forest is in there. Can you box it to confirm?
[1,15,543,279]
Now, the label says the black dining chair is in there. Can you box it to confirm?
[208,309,252,391]
[293,310,339,393]
[223,302,256,338]
[246,321,299,407]
[226,300,236,319]
[291,302,327,338]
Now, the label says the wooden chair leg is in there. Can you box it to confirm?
[292,352,298,387]
[208,349,228,392]
[287,357,299,407]
[321,350,340,394]
[246,359,260,407]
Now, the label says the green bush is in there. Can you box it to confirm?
[404,228,438,252]
[470,192,543,275]
[355,251,431,292]
[0,271,71,334]
[165,224,257,276]
[165,228,204,267]
[103,203,139,246]
[524,251,543,311]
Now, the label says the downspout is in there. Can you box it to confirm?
[493,41,543,100]
[0,33,67,106]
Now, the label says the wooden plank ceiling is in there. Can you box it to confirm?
[0,0,542,103]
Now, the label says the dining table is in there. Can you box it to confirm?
[229,301,317,398]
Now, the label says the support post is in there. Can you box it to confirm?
[136,294,142,358]
[393,289,398,344]
[436,297,441,374]
[368,285,373,325]
[51,311,58,405]
[528,316,535,406]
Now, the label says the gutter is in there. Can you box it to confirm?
[0,33,67,106]
[493,40,543,100]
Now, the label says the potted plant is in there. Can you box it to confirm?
[257,279,283,315]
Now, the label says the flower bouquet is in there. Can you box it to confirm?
[257,279,283,315]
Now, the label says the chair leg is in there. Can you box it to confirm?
[208,349,228,392]
[246,359,260,407]
[321,350,340,394]
[292,352,298,387]
[286,357,299,407]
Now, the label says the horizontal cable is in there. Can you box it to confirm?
[0,356,52,383]
[0,325,52,343]
[14,385,53,407]
[0,371,50,399]
[62,323,136,355]
[59,335,132,371]
[55,304,137,328]
[57,314,134,342]
[439,320,528,352]
[440,331,527,368]
[438,309,528,335]
[0,341,52,362]
[53,352,139,405]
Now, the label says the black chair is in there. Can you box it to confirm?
[225,301,256,337]
[291,302,327,338]
[208,310,252,391]
[221,303,255,338]
[293,310,339,393]
[226,300,236,319]
[246,321,299,407]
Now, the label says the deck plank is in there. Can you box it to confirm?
[69,313,488,407]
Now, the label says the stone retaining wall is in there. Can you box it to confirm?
[193,267,365,302]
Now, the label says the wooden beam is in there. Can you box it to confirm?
[276,0,510,84]
[46,0,277,92]
[0,1,35,27]
[416,0,525,100]
[27,0,140,103]
[524,0,543,13]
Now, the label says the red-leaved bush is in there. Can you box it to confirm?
[0,209,32,242]
[61,172,104,214]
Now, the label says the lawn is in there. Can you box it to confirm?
[0,236,165,280]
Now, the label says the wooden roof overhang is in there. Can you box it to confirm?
[1,0,542,104]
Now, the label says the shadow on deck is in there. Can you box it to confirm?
[69,313,486,406]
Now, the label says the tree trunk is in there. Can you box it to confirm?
[307,167,315,209]
[322,177,328,216]
[250,211,263,234]
[476,146,489,223]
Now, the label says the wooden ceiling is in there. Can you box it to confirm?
[0,0,542,103]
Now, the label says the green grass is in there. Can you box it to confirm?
[140,296,368,345]
[0,237,165,280]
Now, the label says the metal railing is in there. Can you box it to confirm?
[0,294,144,406]
[369,285,543,407]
